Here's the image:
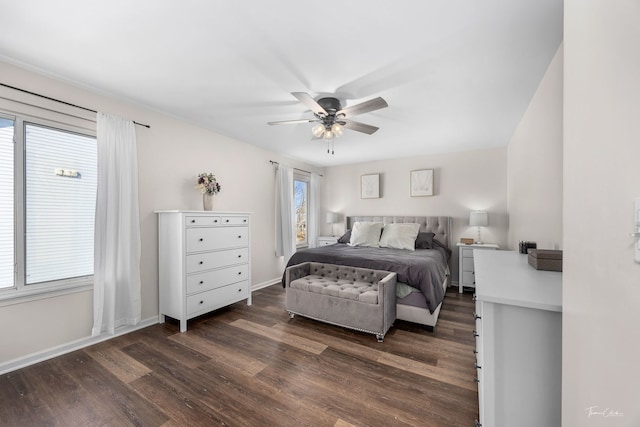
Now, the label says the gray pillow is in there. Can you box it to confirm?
[414,232,435,249]
[337,229,352,243]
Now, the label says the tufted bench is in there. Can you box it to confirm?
[285,262,397,342]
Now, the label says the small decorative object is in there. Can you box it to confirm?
[519,241,538,254]
[410,169,434,197]
[361,174,380,199]
[528,249,562,271]
[196,172,221,211]
[460,237,474,245]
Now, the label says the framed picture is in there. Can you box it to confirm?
[410,169,434,197]
[361,173,380,199]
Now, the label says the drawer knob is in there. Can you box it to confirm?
[199,281,203,285]
[237,235,242,238]
[475,363,482,370]
[237,271,242,275]
[238,288,242,292]
[237,254,242,258]
[474,314,481,320]
[226,219,230,223]
[243,219,247,223]
[199,238,204,242]
[199,300,204,304]
[472,330,479,338]
[191,219,196,223]
[214,219,218,223]
[199,261,204,265]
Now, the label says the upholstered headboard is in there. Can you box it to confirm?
[346,216,452,249]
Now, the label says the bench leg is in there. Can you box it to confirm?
[376,334,384,343]
[288,311,295,319]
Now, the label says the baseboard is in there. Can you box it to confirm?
[1,281,282,375]
[252,277,281,291]
[0,316,158,375]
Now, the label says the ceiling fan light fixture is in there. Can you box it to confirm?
[323,130,335,141]
[271,92,388,153]
[311,123,325,137]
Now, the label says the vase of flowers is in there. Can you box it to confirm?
[196,173,221,211]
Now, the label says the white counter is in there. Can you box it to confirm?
[474,249,562,312]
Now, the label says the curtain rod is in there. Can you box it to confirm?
[0,83,151,128]
[269,160,323,177]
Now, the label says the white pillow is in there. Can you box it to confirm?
[349,222,384,247]
[379,223,421,251]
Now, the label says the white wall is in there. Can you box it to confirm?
[0,61,321,365]
[563,1,640,425]
[321,147,508,282]
[507,44,563,251]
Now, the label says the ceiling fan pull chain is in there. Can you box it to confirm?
[332,140,335,155]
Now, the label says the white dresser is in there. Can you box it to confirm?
[473,250,562,427]
[457,243,499,293]
[156,210,252,332]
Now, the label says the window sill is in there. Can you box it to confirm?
[0,282,93,307]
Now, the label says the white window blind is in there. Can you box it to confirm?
[25,124,97,285]
[0,118,14,289]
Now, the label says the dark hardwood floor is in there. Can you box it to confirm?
[0,285,478,426]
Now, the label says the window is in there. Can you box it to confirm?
[0,114,97,295]
[294,175,309,247]
[0,117,14,289]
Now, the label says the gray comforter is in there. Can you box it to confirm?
[283,243,449,313]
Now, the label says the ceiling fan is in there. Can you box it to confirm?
[268,92,388,154]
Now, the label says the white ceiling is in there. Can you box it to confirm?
[0,1,562,167]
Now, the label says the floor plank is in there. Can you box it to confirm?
[0,285,479,426]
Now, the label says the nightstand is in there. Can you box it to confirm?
[457,243,499,293]
[317,236,339,246]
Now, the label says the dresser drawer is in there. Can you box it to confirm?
[186,227,248,252]
[185,215,222,227]
[461,247,475,258]
[462,257,475,272]
[462,271,475,286]
[186,248,249,274]
[220,216,250,226]
[186,264,249,294]
[187,281,249,316]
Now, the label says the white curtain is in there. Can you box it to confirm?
[307,172,320,248]
[275,164,295,260]
[92,112,141,336]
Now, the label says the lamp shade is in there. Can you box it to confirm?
[312,123,325,137]
[469,211,488,227]
[326,212,339,224]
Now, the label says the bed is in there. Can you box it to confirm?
[283,215,452,331]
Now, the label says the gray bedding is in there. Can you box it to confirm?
[283,243,449,313]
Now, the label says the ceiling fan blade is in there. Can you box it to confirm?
[337,97,388,118]
[268,118,320,125]
[341,119,379,135]
[291,92,328,116]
